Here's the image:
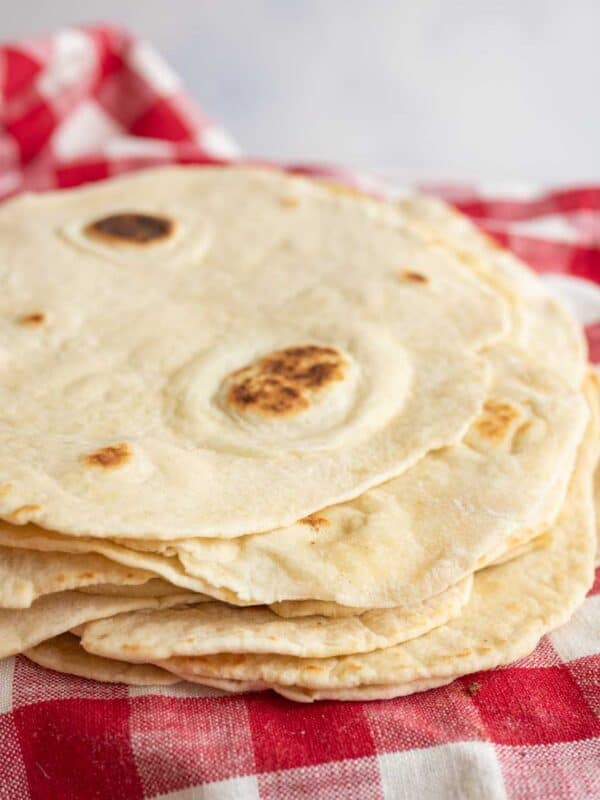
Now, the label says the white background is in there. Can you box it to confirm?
[3,0,600,182]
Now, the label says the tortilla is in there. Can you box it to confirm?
[0,523,234,601]
[80,577,471,661]
[78,578,189,599]
[174,674,455,702]
[0,589,200,659]
[0,545,155,609]
[0,166,507,539]
[25,633,180,686]
[269,534,544,619]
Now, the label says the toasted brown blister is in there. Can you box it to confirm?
[474,399,523,443]
[85,212,174,245]
[17,312,45,325]
[225,345,347,418]
[84,444,131,470]
[398,270,428,284]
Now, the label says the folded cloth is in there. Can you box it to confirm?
[0,23,599,800]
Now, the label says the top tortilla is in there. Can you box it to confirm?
[0,166,507,538]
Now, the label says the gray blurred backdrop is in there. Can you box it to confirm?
[3,0,600,182]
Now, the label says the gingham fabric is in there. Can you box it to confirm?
[0,25,599,800]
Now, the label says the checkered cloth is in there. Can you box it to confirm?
[0,24,599,800]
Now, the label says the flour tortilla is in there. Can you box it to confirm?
[0,545,156,609]
[70,529,531,616]
[0,166,508,539]
[131,345,586,608]
[25,633,180,686]
[80,576,471,661]
[268,535,543,619]
[79,578,189,599]
[173,674,456,702]
[155,380,597,692]
[273,678,457,702]
[0,590,201,659]
[0,523,236,602]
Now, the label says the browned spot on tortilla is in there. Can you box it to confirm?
[226,345,347,418]
[78,572,97,581]
[85,213,174,246]
[85,443,132,469]
[475,399,521,442]
[300,514,330,529]
[399,269,428,284]
[17,312,45,325]
[57,575,67,584]
[280,196,299,208]
[0,484,12,497]
[123,644,142,653]
[7,504,42,522]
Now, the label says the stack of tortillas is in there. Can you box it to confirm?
[0,166,597,701]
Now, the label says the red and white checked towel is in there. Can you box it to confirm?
[0,25,599,800]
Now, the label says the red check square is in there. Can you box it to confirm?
[247,693,376,772]
[1,47,42,100]
[130,694,255,797]
[365,681,488,754]
[13,698,142,800]
[470,666,600,745]
[130,97,194,143]
[5,99,55,163]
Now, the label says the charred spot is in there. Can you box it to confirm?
[229,376,308,416]
[300,514,330,529]
[85,213,174,245]
[17,312,46,325]
[226,345,346,417]
[475,399,521,442]
[85,443,132,469]
[399,270,428,284]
